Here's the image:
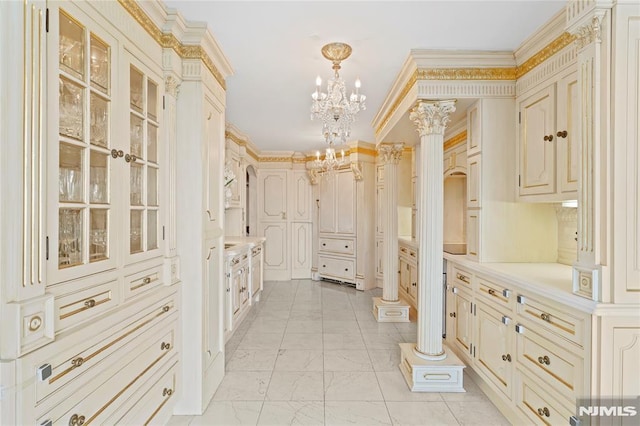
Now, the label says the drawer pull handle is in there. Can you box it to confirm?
[69,414,86,426]
[71,357,84,368]
[537,355,551,365]
[163,387,173,397]
[537,407,550,417]
[456,273,470,284]
[161,342,171,350]
[449,312,456,318]
[540,313,551,322]
[162,305,170,313]
[84,299,96,308]
[143,277,152,284]
[501,354,511,362]
[556,130,568,138]
[488,289,496,296]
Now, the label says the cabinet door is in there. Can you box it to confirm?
[399,258,409,296]
[291,222,311,279]
[226,152,242,208]
[453,288,474,360]
[318,174,336,233]
[259,222,287,271]
[467,100,482,156]
[204,243,222,372]
[290,171,312,221]
[476,301,512,398]
[519,85,556,196]
[232,267,241,316]
[250,255,261,297]
[409,263,418,302]
[556,73,579,195]
[258,170,287,221]
[49,8,119,283]
[240,268,249,308]
[467,210,480,261]
[335,171,356,234]
[467,155,481,209]
[126,58,164,264]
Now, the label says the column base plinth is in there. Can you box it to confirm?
[398,343,465,392]
[372,297,410,322]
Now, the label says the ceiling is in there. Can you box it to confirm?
[165,1,566,153]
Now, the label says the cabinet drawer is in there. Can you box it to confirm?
[451,266,473,288]
[124,265,163,299]
[34,298,177,406]
[36,320,177,425]
[477,276,511,307]
[54,279,119,334]
[251,245,262,257]
[319,255,355,281]
[515,369,574,425]
[515,326,584,400]
[319,237,355,256]
[108,360,178,426]
[516,294,586,347]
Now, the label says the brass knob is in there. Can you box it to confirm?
[125,153,137,163]
[84,299,96,308]
[71,357,84,368]
[540,313,551,322]
[69,414,86,426]
[537,407,550,417]
[488,289,495,295]
[344,268,349,271]
[556,130,568,138]
[345,245,349,248]
[163,387,173,397]
[161,342,171,350]
[143,277,152,284]
[502,354,512,362]
[450,312,456,318]
[537,355,550,365]
[543,134,554,141]
[162,305,170,313]
[111,149,124,158]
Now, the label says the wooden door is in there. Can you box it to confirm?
[318,174,336,233]
[258,170,287,221]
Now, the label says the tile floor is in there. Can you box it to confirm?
[168,280,510,426]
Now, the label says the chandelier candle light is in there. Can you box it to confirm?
[314,146,346,175]
[311,42,366,145]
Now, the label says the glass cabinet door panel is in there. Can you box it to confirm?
[147,79,158,121]
[59,11,84,79]
[59,78,84,140]
[90,209,108,261]
[90,93,109,147]
[89,34,109,94]
[147,123,158,163]
[130,210,143,254]
[130,66,143,114]
[59,208,84,268]
[147,167,158,206]
[147,210,158,250]
[130,114,143,157]
[59,143,84,203]
[89,151,108,204]
[130,163,143,206]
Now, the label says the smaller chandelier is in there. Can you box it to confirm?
[311,42,366,145]
[313,144,346,176]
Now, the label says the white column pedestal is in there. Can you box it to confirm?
[372,297,410,322]
[399,343,465,392]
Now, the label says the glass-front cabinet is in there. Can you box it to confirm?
[48,6,163,284]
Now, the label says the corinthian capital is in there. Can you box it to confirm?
[409,100,456,136]
[165,75,181,97]
[377,143,404,165]
[573,12,605,50]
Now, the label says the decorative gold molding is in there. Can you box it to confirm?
[117,0,226,89]
[258,156,295,163]
[246,148,259,162]
[225,131,247,147]
[515,32,576,79]
[375,32,576,137]
[444,130,467,151]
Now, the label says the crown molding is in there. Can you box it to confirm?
[443,130,467,152]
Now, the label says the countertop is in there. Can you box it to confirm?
[444,253,597,313]
[224,236,265,257]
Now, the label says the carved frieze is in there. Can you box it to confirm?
[574,14,604,50]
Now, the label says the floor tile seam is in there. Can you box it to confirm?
[440,398,465,425]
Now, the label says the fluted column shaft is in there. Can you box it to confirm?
[410,100,455,359]
[378,143,404,303]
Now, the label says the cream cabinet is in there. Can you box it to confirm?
[475,300,513,399]
[398,242,418,308]
[518,71,578,200]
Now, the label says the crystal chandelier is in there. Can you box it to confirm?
[311,42,366,145]
[313,145,346,176]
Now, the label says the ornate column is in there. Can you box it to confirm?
[567,5,611,301]
[398,100,465,393]
[372,143,410,322]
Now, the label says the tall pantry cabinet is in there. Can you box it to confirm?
[0,1,233,423]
